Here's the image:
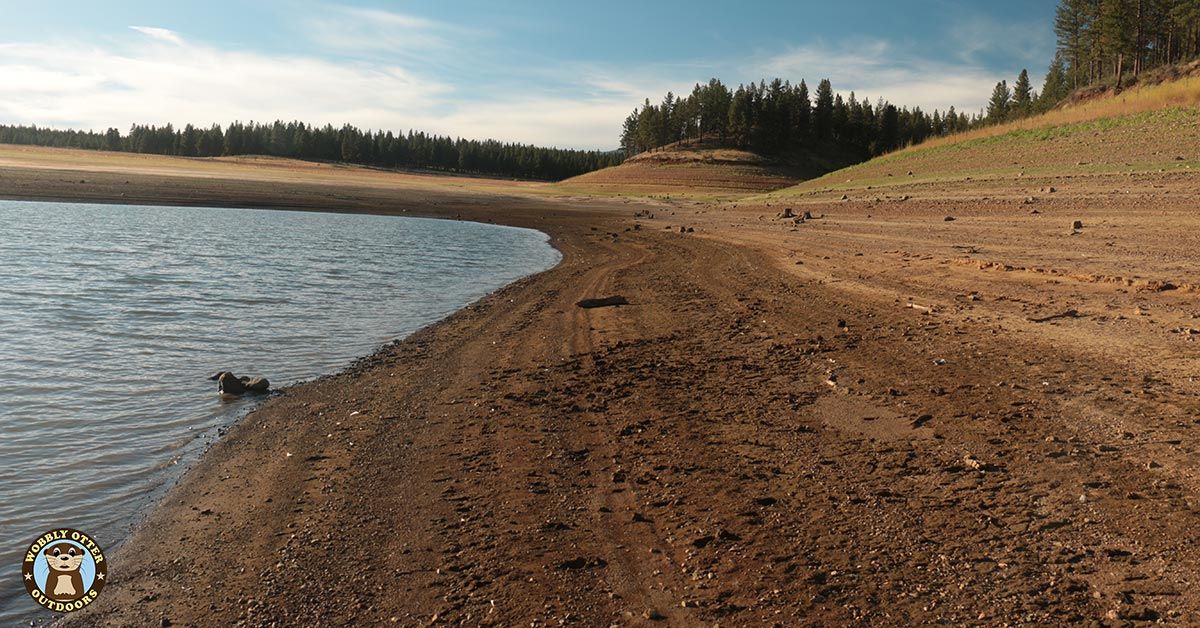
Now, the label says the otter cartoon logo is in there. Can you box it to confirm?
[22,529,107,613]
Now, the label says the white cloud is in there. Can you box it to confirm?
[0,8,1042,151]
[0,36,447,134]
[0,9,636,150]
[419,97,635,149]
[751,41,1001,115]
[129,26,184,46]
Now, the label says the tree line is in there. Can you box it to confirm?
[1055,0,1200,87]
[986,0,1200,128]
[983,63,1073,125]
[620,78,987,159]
[0,121,623,181]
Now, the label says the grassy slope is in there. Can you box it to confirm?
[761,76,1200,202]
[556,139,862,200]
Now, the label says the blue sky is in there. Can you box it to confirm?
[0,1,1057,149]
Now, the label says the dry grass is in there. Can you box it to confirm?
[908,76,1200,155]
[0,144,545,195]
[755,73,1200,203]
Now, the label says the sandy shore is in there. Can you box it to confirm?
[6,149,1200,625]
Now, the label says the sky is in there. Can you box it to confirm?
[0,1,1057,150]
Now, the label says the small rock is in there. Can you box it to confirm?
[558,556,606,570]
[1072,220,1084,230]
[643,609,666,621]
[576,296,629,309]
[717,529,741,542]
[944,216,956,222]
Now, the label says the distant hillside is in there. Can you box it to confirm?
[761,74,1200,202]
[558,138,861,198]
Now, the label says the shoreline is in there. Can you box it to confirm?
[0,165,639,625]
[0,190,577,627]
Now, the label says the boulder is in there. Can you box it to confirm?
[245,377,270,393]
[217,372,246,395]
[215,372,270,395]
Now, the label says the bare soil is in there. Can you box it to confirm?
[558,139,861,199]
[4,143,1200,625]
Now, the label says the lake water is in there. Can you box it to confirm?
[0,201,560,623]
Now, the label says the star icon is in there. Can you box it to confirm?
[96,572,105,580]
[24,572,32,581]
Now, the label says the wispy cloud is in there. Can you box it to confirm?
[305,6,477,59]
[128,26,184,46]
[751,40,1002,115]
[947,16,1054,69]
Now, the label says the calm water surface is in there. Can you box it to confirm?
[0,201,559,622]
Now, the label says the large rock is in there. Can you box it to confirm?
[217,372,246,395]
[215,372,270,395]
[244,377,270,393]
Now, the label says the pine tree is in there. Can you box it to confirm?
[793,80,811,141]
[986,81,1012,124]
[877,105,899,155]
[1012,69,1034,118]
[1055,0,1092,87]
[619,110,640,155]
[1037,57,1070,111]
[1099,0,1134,80]
[813,79,834,140]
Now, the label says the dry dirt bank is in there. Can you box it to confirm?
[4,152,1199,625]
